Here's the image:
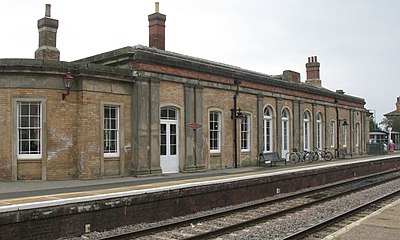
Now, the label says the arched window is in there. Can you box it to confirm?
[316,113,323,149]
[263,107,273,152]
[282,109,290,156]
[303,111,311,151]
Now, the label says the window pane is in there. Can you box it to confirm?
[110,108,116,118]
[104,107,110,119]
[161,145,167,155]
[20,117,29,127]
[169,109,176,120]
[111,119,116,129]
[170,124,176,134]
[161,109,168,119]
[30,104,39,115]
[20,104,29,115]
[30,117,40,127]
[30,141,39,152]
[161,135,166,145]
[170,144,177,155]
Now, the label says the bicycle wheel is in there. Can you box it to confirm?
[303,152,312,162]
[324,151,333,161]
[311,151,319,161]
[289,152,300,163]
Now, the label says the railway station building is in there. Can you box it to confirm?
[0,4,369,181]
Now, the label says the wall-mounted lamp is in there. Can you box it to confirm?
[338,119,348,126]
[62,71,74,100]
[230,107,246,119]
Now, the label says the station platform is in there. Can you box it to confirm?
[0,154,387,207]
[326,198,400,240]
[1,153,399,239]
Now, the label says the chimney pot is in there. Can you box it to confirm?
[45,4,51,18]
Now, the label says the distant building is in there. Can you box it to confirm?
[0,4,369,181]
[384,97,400,117]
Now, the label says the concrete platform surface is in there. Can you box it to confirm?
[325,198,400,240]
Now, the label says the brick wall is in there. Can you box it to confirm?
[1,156,399,239]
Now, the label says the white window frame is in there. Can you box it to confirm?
[240,114,250,152]
[316,113,322,150]
[17,101,43,159]
[209,111,221,153]
[355,123,360,147]
[343,125,347,147]
[263,107,273,153]
[282,109,289,152]
[330,120,335,148]
[303,111,310,151]
[103,105,120,158]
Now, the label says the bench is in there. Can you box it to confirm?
[337,148,353,159]
[259,152,286,167]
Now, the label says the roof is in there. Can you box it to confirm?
[74,45,366,105]
[384,110,400,117]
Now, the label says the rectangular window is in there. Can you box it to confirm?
[330,121,335,148]
[241,115,250,152]
[17,101,42,159]
[210,111,221,153]
[343,126,347,147]
[104,105,119,157]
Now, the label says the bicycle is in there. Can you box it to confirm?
[312,147,334,161]
[287,147,312,163]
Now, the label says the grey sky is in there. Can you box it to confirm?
[1,0,399,123]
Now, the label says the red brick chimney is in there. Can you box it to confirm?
[148,2,166,50]
[396,97,400,112]
[305,56,321,87]
[35,4,60,60]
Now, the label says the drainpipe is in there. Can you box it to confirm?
[231,80,241,168]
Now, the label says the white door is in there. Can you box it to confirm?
[160,108,179,173]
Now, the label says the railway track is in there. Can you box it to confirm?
[97,169,400,240]
[284,190,400,240]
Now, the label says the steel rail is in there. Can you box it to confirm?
[282,189,400,240]
[98,169,400,240]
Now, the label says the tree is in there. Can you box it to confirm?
[380,116,400,132]
[369,115,380,131]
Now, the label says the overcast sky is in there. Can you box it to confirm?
[1,0,399,123]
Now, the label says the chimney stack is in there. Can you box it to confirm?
[282,70,301,83]
[148,2,166,50]
[35,4,60,60]
[396,97,400,112]
[305,56,321,87]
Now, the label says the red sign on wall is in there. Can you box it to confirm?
[187,122,202,129]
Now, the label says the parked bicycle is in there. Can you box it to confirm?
[312,147,334,161]
[287,147,312,163]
